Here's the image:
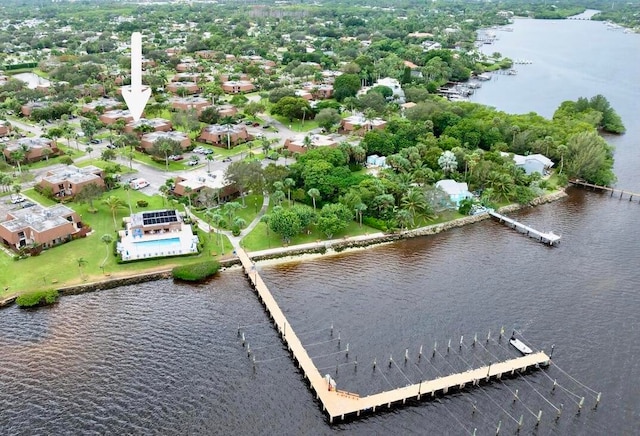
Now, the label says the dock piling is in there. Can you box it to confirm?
[373,358,376,369]
[536,410,542,426]
[578,396,585,414]
[487,330,491,343]
[595,392,601,409]
[405,349,409,362]
[433,341,437,358]
[418,345,423,359]
[473,333,477,346]
[389,354,393,368]
[495,419,501,435]
[513,389,518,403]
[460,335,464,349]
[447,338,451,353]
[556,403,563,421]
[346,343,349,358]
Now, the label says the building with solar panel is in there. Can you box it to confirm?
[116,209,200,261]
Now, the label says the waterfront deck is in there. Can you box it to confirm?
[569,179,640,202]
[235,247,551,423]
[489,210,561,245]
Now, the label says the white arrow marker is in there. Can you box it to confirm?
[121,32,151,122]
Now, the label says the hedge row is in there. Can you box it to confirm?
[16,289,59,308]
[172,260,220,281]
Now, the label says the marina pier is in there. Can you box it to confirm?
[235,247,551,423]
[489,210,561,246]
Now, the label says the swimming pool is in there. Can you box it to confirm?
[132,237,181,251]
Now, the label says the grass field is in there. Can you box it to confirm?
[0,188,231,299]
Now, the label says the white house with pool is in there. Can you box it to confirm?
[117,209,199,261]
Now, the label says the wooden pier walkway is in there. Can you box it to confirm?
[569,179,640,202]
[236,247,551,423]
[489,210,561,246]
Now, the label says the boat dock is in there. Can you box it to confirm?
[235,247,551,423]
[569,179,640,202]
[488,210,561,246]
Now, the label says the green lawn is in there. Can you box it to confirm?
[241,200,379,252]
[0,189,233,298]
[192,194,264,230]
[270,115,318,132]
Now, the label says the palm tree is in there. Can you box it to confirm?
[557,144,567,175]
[260,214,271,247]
[222,202,241,224]
[184,186,194,208]
[85,146,93,158]
[206,154,214,172]
[284,178,295,206]
[103,195,126,230]
[302,135,313,149]
[10,150,25,174]
[77,257,88,280]
[307,188,320,212]
[396,208,412,231]
[100,234,113,273]
[123,184,133,214]
[159,184,169,206]
[354,202,367,227]
[401,188,427,227]
[272,190,285,206]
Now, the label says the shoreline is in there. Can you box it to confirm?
[0,189,567,308]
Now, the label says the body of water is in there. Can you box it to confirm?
[1,18,639,435]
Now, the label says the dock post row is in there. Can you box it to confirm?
[235,247,551,423]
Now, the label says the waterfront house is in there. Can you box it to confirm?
[435,179,472,207]
[502,152,554,175]
[0,204,84,250]
[117,209,199,261]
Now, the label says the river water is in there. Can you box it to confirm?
[1,19,639,436]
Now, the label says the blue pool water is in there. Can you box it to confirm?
[133,237,181,251]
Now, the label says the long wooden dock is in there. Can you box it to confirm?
[569,179,640,202]
[236,247,550,423]
[489,210,561,246]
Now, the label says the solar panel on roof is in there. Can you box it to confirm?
[142,210,179,226]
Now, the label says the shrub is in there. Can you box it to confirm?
[60,156,74,165]
[16,289,59,308]
[172,260,220,281]
[136,200,149,207]
[362,216,388,232]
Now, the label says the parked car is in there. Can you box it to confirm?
[193,146,206,154]
[169,155,184,161]
[129,178,150,190]
[90,139,101,144]
[222,157,232,163]
[106,144,117,149]
[262,125,271,129]
[201,148,214,155]
[21,202,36,209]
[252,122,260,127]
[186,159,199,166]
[10,194,25,204]
[244,120,253,125]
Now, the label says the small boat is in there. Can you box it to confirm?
[510,336,533,355]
